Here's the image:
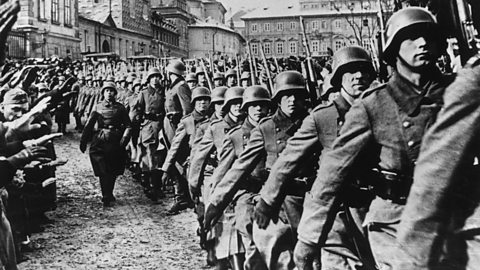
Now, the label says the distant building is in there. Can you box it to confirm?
[188,19,245,58]
[151,0,193,58]
[187,0,226,23]
[242,0,390,58]
[11,0,81,59]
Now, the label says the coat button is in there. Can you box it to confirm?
[403,121,411,128]
[407,141,414,147]
[276,140,281,144]
[275,128,280,132]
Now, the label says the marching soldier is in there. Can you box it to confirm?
[205,85,271,270]
[225,69,237,87]
[134,68,165,200]
[186,73,198,90]
[294,7,453,270]
[253,46,377,270]
[71,74,85,132]
[125,79,142,180]
[163,60,193,212]
[203,71,310,269]
[189,86,245,267]
[54,76,70,134]
[80,81,131,207]
[213,72,225,87]
[196,66,208,88]
[240,72,251,88]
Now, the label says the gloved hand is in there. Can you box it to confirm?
[293,240,321,270]
[254,198,277,229]
[7,146,50,169]
[79,142,87,153]
[204,204,222,232]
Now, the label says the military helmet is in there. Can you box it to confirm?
[186,73,197,82]
[2,88,28,105]
[225,69,237,78]
[191,87,211,103]
[241,85,271,109]
[195,66,205,76]
[101,81,117,95]
[133,78,142,88]
[213,72,225,80]
[383,7,443,64]
[221,86,244,112]
[77,74,85,80]
[146,67,162,81]
[105,75,115,82]
[240,71,251,80]
[58,76,66,82]
[272,71,307,100]
[166,60,186,76]
[330,46,375,87]
[36,83,49,92]
[211,86,228,104]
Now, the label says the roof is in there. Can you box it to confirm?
[241,2,378,20]
[79,1,122,28]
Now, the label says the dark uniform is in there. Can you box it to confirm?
[81,84,131,205]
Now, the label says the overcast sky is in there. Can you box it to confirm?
[219,0,295,14]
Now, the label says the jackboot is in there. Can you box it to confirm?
[205,239,217,266]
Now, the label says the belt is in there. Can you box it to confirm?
[144,113,163,121]
[99,125,122,130]
[369,168,412,204]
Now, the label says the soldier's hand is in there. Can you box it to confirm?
[160,170,169,187]
[23,133,62,148]
[254,198,276,229]
[204,204,221,231]
[79,142,87,153]
[293,240,321,270]
[4,97,52,135]
[7,146,51,169]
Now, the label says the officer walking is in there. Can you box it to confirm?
[80,81,131,207]
[293,7,453,270]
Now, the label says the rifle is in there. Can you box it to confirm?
[200,58,214,91]
[438,0,479,66]
[246,41,257,85]
[299,16,319,105]
[375,0,388,82]
[259,42,274,94]
[235,54,241,85]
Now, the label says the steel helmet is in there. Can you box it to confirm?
[133,78,142,88]
[213,72,225,80]
[191,87,211,103]
[240,71,251,80]
[330,46,375,87]
[101,81,117,95]
[221,86,244,112]
[241,85,271,109]
[186,73,197,82]
[146,67,162,81]
[211,86,228,104]
[36,83,49,92]
[383,7,443,64]
[272,71,307,100]
[195,66,205,76]
[167,60,186,76]
[225,69,237,78]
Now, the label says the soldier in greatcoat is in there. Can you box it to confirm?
[80,82,131,207]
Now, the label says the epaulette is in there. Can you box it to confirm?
[360,82,386,99]
[226,125,242,136]
[312,101,335,112]
[258,116,272,125]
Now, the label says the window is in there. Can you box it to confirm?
[289,41,297,54]
[252,23,258,32]
[38,0,46,20]
[263,43,271,54]
[334,20,342,29]
[84,30,89,51]
[277,22,284,31]
[130,0,135,18]
[335,40,343,51]
[143,4,149,20]
[321,20,327,29]
[65,0,71,25]
[290,22,296,30]
[126,40,129,57]
[320,41,327,52]
[54,47,59,55]
[362,38,371,50]
[312,21,319,30]
[350,38,357,45]
[203,32,210,44]
[251,43,258,55]
[264,23,270,32]
[312,40,319,52]
[312,4,319,8]
[51,0,59,23]
[276,42,284,54]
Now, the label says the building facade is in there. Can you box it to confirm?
[242,0,393,58]
[188,21,245,58]
[11,0,81,59]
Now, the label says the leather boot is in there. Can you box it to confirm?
[205,239,217,266]
[215,258,229,270]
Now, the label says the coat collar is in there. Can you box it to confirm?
[192,109,208,122]
[223,113,241,128]
[332,94,351,120]
[387,69,447,115]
